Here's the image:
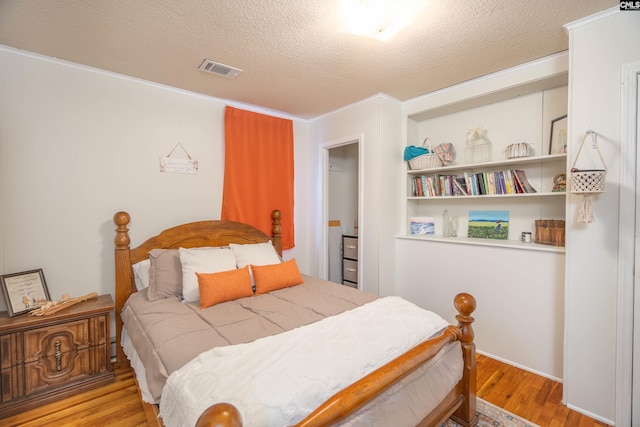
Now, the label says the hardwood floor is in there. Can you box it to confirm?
[0,355,612,426]
[476,354,611,427]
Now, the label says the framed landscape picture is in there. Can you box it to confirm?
[410,217,435,235]
[467,210,509,240]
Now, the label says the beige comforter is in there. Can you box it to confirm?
[121,275,379,402]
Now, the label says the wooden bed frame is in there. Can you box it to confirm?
[114,210,478,427]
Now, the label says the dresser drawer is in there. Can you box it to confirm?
[343,259,358,283]
[25,349,90,396]
[343,236,358,260]
[23,319,90,362]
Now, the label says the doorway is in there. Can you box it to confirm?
[320,135,362,285]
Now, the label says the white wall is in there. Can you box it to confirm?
[564,9,640,425]
[396,239,565,377]
[309,96,402,296]
[0,47,311,315]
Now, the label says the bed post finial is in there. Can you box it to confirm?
[271,210,282,256]
[114,211,131,248]
[196,403,243,427]
[454,292,476,343]
[453,292,478,426]
[114,211,132,366]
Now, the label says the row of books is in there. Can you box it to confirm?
[411,169,537,197]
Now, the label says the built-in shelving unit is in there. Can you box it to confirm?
[402,72,568,252]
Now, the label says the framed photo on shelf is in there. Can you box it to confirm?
[410,217,435,235]
[467,210,509,240]
[0,269,50,317]
[549,114,568,155]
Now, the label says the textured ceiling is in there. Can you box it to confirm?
[0,0,618,119]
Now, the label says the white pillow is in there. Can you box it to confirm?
[132,258,151,291]
[178,247,237,302]
[229,241,281,268]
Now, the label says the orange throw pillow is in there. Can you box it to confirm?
[197,266,253,308]
[252,259,303,294]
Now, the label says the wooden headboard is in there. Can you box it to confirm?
[113,210,282,365]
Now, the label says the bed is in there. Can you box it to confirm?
[114,210,478,427]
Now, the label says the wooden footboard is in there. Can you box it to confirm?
[196,293,478,427]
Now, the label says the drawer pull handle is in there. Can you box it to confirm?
[346,245,357,249]
[55,340,62,371]
[346,268,356,272]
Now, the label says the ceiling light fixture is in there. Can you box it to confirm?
[340,0,427,42]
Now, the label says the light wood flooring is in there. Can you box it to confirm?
[1,354,612,426]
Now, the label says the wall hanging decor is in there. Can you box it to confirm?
[570,130,606,223]
[160,142,199,174]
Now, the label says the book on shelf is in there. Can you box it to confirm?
[514,169,537,193]
[453,177,468,196]
[410,169,536,197]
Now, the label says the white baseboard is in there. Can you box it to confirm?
[565,403,614,426]
[476,349,563,383]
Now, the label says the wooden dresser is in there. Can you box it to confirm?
[0,294,114,418]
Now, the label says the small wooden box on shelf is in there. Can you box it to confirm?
[0,294,114,418]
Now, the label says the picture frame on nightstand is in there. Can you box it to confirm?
[0,268,50,317]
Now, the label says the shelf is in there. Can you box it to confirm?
[408,191,566,200]
[407,153,567,175]
[396,234,566,253]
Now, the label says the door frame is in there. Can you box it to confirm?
[616,60,640,427]
[319,134,363,283]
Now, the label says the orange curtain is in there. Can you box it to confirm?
[221,106,295,249]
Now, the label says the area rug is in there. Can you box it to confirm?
[442,398,539,427]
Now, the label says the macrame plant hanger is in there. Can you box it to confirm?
[570,130,607,223]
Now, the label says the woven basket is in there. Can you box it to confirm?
[570,169,606,193]
[408,153,442,170]
[408,138,443,170]
[570,131,607,194]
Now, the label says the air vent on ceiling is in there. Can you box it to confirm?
[198,59,242,79]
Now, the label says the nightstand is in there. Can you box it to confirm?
[0,294,114,418]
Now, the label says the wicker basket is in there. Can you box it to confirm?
[570,131,607,194]
[408,138,443,170]
[535,219,565,247]
[408,153,442,170]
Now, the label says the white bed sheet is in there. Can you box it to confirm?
[159,297,463,427]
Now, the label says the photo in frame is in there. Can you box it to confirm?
[549,115,568,155]
[0,269,50,317]
[467,210,509,240]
